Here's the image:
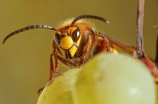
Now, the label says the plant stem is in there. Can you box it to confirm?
[136,0,145,58]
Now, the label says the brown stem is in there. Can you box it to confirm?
[155,36,158,63]
[136,0,145,58]
[155,21,158,63]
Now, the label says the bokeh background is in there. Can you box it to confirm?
[0,0,157,104]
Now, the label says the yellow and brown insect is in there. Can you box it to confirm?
[3,15,158,93]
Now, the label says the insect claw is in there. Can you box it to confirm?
[79,60,84,67]
[37,87,44,95]
[54,72,58,76]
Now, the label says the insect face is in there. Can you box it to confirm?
[54,26,81,59]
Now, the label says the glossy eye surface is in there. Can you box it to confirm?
[71,29,80,42]
[55,33,60,45]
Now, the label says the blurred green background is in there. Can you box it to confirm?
[0,0,157,104]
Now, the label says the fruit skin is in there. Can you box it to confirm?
[37,68,80,104]
[73,53,156,104]
[157,85,158,104]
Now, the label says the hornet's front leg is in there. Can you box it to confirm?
[37,40,59,94]
[50,40,59,78]
[79,31,95,66]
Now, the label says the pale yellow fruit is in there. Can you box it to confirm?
[157,85,158,104]
[37,68,80,104]
[73,53,156,104]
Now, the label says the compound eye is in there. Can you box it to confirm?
[71,29,80,42]
[55,33,60,45]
